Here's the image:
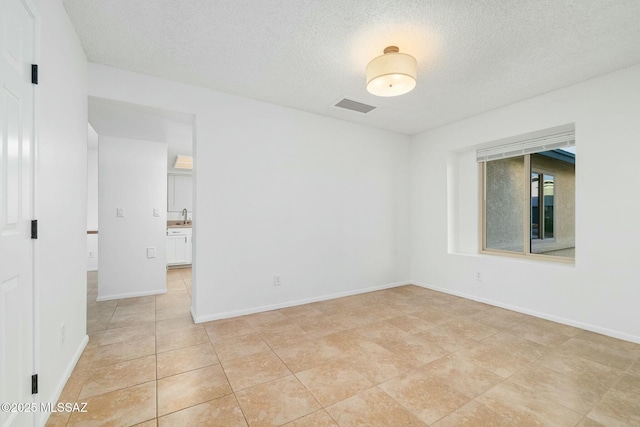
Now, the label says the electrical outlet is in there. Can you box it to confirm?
[273,275,281,286]
[147,247,156,258]
[88,251,94,258]
[60,323,66,345]
[476,272,483,281]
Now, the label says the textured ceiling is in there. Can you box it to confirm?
[64,0,640,135]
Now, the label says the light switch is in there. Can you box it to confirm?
[153,208,160,217]
[147,247,156,258]
[117,208,125,217]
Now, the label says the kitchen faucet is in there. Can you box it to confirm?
[182,208,188,224]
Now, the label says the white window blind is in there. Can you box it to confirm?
[476,131,575,162]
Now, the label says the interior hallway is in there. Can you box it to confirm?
[46,270,640,426]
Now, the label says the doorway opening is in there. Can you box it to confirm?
[85,97,196,316]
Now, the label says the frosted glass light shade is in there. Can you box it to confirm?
[174,155,192,169]
[366,47,417,97]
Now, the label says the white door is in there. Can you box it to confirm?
[0,0,36,426]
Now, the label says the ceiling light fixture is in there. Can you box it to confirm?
[173,155,193,169]
[366,46,417,97]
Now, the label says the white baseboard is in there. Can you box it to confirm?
[38,334,89,426]
[96,288,167,301]
[193,280,412,323]
[412,280,640,345]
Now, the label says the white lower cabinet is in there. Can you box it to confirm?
[166,228,192,266]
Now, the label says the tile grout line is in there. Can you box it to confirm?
[65,270,640,426]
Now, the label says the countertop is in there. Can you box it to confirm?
[167,220,192,229]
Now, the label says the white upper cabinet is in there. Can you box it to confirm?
[168,174,192,212]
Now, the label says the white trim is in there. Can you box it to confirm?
[476,127,575,162]
[192,280,412,323]
[411,280,640,345]
[37,335,88,427]
[96,288,166,302]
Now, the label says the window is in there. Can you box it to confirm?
[479,130,575,261]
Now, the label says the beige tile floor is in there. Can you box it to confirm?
[46,268,640,426]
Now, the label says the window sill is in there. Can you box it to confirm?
[478,248,575,265]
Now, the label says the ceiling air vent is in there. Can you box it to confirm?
[334,98,376,114]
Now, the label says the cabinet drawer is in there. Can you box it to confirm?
[167,228,192,236]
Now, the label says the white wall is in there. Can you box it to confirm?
[88,64,411,321]
[195,105,410,319]
[98,136,167,300]
[88,58,640,343]
[35,0,88,423]
[87,125,99,271]
[410,64,640,343]
[167,212,193,221]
